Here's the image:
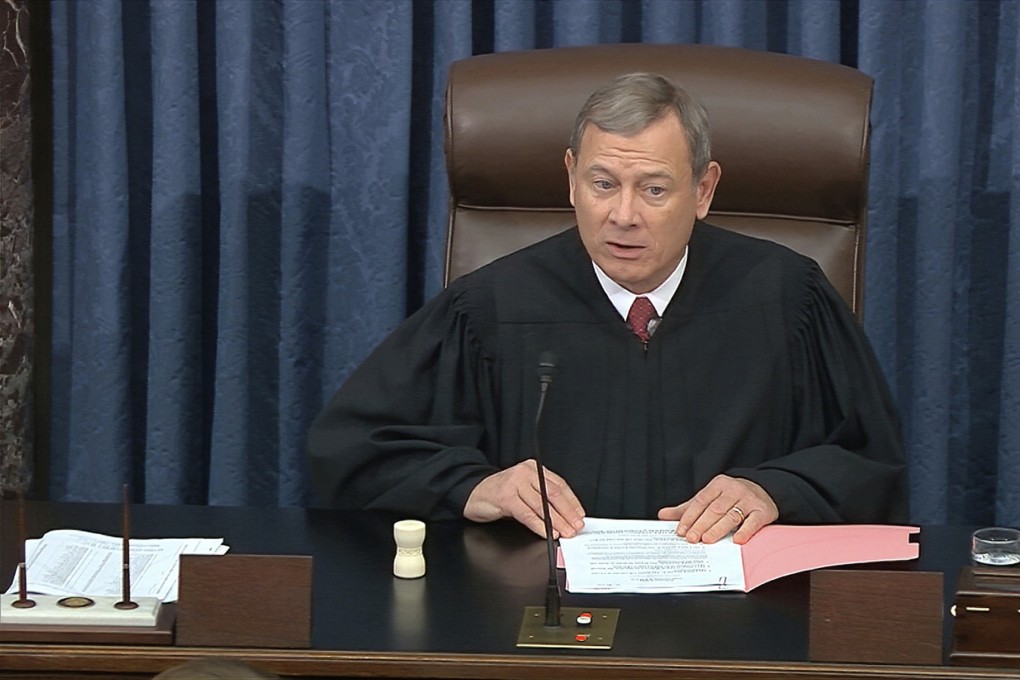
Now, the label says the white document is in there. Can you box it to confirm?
[558,517,746,592]
[3,529,229,602]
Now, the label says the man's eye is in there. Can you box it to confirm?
[647,186,665,197]
[594,180,614,190]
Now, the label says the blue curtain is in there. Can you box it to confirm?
[46,0,1020,527]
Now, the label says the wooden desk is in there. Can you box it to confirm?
[1,501,1017,679]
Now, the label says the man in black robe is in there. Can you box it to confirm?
[308,73,908,545]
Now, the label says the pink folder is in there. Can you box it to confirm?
[739,524,919,591]
[556,524,920,592]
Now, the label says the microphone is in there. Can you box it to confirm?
[515,352,620,649]
[538,352,556,386]
[532,351,560,628]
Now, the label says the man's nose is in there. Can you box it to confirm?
[609,188,638,226]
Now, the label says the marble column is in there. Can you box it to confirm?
[0,0,34,493]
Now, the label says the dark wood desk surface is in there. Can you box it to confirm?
[1,500,1017,679]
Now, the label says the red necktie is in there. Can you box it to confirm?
[627,296,658,343]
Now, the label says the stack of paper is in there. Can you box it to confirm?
[558,518,919,593]
[3,529,229,602]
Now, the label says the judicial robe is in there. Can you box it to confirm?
[308,222,908,524]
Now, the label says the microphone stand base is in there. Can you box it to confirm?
[516,606,619,649]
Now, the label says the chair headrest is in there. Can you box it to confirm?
[444,44,873,315]
[446,44,872,222]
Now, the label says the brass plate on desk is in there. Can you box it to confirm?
[516,606,619,649]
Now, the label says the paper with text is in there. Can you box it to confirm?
[559,518,746,592]
[3,529,229,602]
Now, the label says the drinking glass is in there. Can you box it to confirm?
[971,527,1020,566]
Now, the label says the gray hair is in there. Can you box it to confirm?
[569,73,712,182]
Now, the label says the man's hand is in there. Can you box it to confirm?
[657,475,778,545]
[464,459,586,539]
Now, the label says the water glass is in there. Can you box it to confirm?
[971,527,1020,566]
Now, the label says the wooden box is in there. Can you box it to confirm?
[175,554,312,648]
[809,569,944,665]
[950,566,1020,667]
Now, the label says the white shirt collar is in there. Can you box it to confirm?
[592,248,688,320]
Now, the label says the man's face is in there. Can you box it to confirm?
[565,114,721,294]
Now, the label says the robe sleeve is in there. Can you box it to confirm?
[727,266,909,524]
[307,285,499,519]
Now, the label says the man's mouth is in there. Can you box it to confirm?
[606,242,645,258]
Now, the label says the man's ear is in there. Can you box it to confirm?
[564,148,577,207]
[695,161,722,220]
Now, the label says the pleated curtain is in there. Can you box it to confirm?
[45,0,1020,527]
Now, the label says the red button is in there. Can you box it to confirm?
[575,634,589,642]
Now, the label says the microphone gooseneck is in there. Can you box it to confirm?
[533,351,561,628]
[516,351,619,648]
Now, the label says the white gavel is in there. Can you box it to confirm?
[393,519,426,579]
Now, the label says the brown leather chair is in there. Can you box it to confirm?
[443,44,873,317]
